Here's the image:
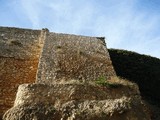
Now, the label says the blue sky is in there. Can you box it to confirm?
[0,0,160,58]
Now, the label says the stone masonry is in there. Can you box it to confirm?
[36,32,115,84]
[1,26,150,120]
[0,26,115,118]
[0,27,46,118]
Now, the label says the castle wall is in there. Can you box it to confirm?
[36,33,115,84]
[0,27,44,117]
[0,26,116,118]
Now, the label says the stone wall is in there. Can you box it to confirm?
[36,33,115,84]
[0,26,116,119]
[0,27,45,117]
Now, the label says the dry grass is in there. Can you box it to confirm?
[52,76,137,90]
[108,76,136,86]
[94,76,138,89]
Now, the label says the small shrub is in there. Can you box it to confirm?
[95,76,121,88]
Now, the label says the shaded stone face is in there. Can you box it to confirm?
[36,33,116,84]
[0,27,44,117]
[0,27,43,59]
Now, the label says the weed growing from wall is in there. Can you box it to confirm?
[95,76,122,88]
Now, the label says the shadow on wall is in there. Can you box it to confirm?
[0,27,45,119]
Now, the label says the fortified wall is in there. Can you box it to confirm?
[0,27,46,117]
[37,32,115,84]
[0,26,115,118]
[1,26,150,120]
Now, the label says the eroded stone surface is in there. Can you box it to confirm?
[0,27,46,117]
[13,83,138,107]
[1,26,150,120]
[3,103,61,120]
[3,82,150,120]
[0,27,44,59]
[37,33,116,84]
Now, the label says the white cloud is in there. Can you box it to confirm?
[20,0,43,28]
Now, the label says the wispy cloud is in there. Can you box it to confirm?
[20,0,42,28]
[0,0,160,58]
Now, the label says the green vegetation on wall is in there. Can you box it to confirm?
[95,76,122,88]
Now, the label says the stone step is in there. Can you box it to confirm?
[14,82,139,107]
